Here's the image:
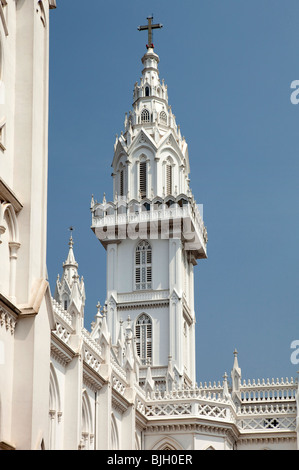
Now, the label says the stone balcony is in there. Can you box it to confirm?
[91,195,208,259]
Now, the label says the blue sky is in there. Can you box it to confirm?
[47,1,299,384]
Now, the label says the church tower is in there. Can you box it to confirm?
[91,18,208,390]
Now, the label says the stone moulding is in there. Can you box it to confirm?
[0,306,17,334]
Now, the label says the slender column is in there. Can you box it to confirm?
[8,242,21,304]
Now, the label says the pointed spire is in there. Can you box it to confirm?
[63,228,78,273]
[222,372,230,400]
[231,349,242,405]
[144,364,155,396]
[117,318,125,365]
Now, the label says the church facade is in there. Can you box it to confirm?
[0,1,298,451]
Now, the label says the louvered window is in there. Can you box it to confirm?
[141,109,150,123]
[166,164,172,195]
[120,169,124,196]
[135,240,152,290]
[135,314,152,365]
[139,161,147,199]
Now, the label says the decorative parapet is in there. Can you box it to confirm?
[135,377,297,435]
[142,383,235,422]
[52,298,72,327]
[0,305,17,335]
[112,374,127,397]
[239,377,297,403]
[82,327,102,359]
[117,289,169,304]
[91,196,208,257]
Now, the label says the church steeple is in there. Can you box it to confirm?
[108,25,192,203]
[91,19,208,391]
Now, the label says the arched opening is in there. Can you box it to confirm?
[141,109,150,123]
[160,111,167,124]
[111,413,119,450]
[49,364,62,450]
[135,313,152,365]
[81,392,93,450]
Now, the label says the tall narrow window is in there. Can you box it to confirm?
[139,161,147,199]
[166,164,172,195]
[135,240,152,290]
[145,86,150,97]
[135,313,152,365]
[120,169,124,196]
[141,109,150,123]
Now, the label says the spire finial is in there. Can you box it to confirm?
[68,226,74,248]
[138,16,163,49]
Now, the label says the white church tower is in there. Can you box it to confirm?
[91,17,208,391]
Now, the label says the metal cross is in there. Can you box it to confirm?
[138,16,163,49]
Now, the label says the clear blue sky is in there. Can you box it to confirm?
[47,0,299,384]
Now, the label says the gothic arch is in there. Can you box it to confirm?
[141,108,150,123]
[49,363,61,412]
[0,202,19,244]
[111,413,119,450]
[81,391,93,450]
[160,110,167,124]
[135,312,152,365]
[151,436,184,451]
[49,363,62,450]
[0,203,20,300]
[144,85,150,97]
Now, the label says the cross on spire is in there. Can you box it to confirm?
[138,16,163,49]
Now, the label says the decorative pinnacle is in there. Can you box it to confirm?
[68,226,74,248]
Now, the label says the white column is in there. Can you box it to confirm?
[8,241,21,304]
[96,383,112,449]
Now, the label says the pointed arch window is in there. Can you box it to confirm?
[141,109,150,123]
[145,86,150,97]
[135,313,152,365]
[135,240,152,290]
[160,111,167,124]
